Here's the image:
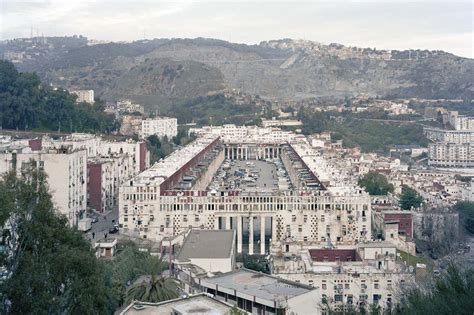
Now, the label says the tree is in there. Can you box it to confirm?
[0,167,109,314]
[105,241,171,308]
[396,263,474,314]
[0,60,118,133]
[455,201,474,234]
[399,185,423,210]
[125,274,178,304]
[358,171,394,195]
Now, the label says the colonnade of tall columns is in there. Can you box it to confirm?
[215,215,269,255]
[224,146,281,160]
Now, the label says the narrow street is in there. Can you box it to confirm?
[84,207,119,244]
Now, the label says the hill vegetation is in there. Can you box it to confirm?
[3,37,472,109]
[297,107,429,152]
[0,61,117,133]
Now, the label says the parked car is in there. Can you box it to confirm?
[91,216,99,223]
[109,226,119,234]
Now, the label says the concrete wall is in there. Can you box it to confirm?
[188,257,233,274]
[287,289,321,315]
[87,162,102,212]
[192,149,225,191]
[277,271,412,312]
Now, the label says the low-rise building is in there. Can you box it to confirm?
[175,230,236,274]
[120,293,239,315]
[270,242,414,312]
[94,238,117,258]
[194,269,321,314]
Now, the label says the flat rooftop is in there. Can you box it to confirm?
[128,135,218,187]
[202,269,312,301]
[309,249,361,262]
[121,294,233,315]
[357,241,397,248]
[177,230,234,261]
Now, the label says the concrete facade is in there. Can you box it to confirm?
[141,117,178,139]
[14,149,87,225]
[119,128,372,255]
[70,89,94,104]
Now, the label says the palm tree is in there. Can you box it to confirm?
[125,274,179,303]
[125,255,178,304]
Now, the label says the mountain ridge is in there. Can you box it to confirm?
[1,36,472,109]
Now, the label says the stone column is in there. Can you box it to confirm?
[226,216,231,230]
[260,217,266,255]
[249,216,254,255]
[214,216,220,230]
[237,216,242,253]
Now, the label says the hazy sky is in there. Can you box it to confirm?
[1,0,472,57]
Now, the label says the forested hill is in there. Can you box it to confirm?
[1,36,472,109]
[0,60,117,133]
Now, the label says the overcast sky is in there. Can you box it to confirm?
[1,0,472,57]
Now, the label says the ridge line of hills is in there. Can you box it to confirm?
[1,36,472,109]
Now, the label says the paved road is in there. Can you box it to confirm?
[84,207,119,244]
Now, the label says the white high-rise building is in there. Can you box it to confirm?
[0,147,87,226]
[425,111,474,169]
[141,117,178,139]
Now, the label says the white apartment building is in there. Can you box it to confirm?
[424,114,474,169]
[43,133,150,174]
[70,89,95,104]
[425,128,474,144]
[261,119,303,128]
[0,147,87,226]
[444,111,474,130]
[141,117,178,139]
[428,142,473,168]
[189,124,299,144]
[87,154,135,213]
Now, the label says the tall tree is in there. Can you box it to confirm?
[358,171,394,195]
[455,201,474,234]
[396,263,474,315]
[0,168,109,314]
[399,185,423,210]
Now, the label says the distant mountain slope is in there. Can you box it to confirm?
[1,37,472,109]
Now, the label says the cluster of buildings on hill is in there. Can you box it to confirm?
[0,134,149,225]
[104,99,178,140]
[68,90,179,140]
[424,111,474,170]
